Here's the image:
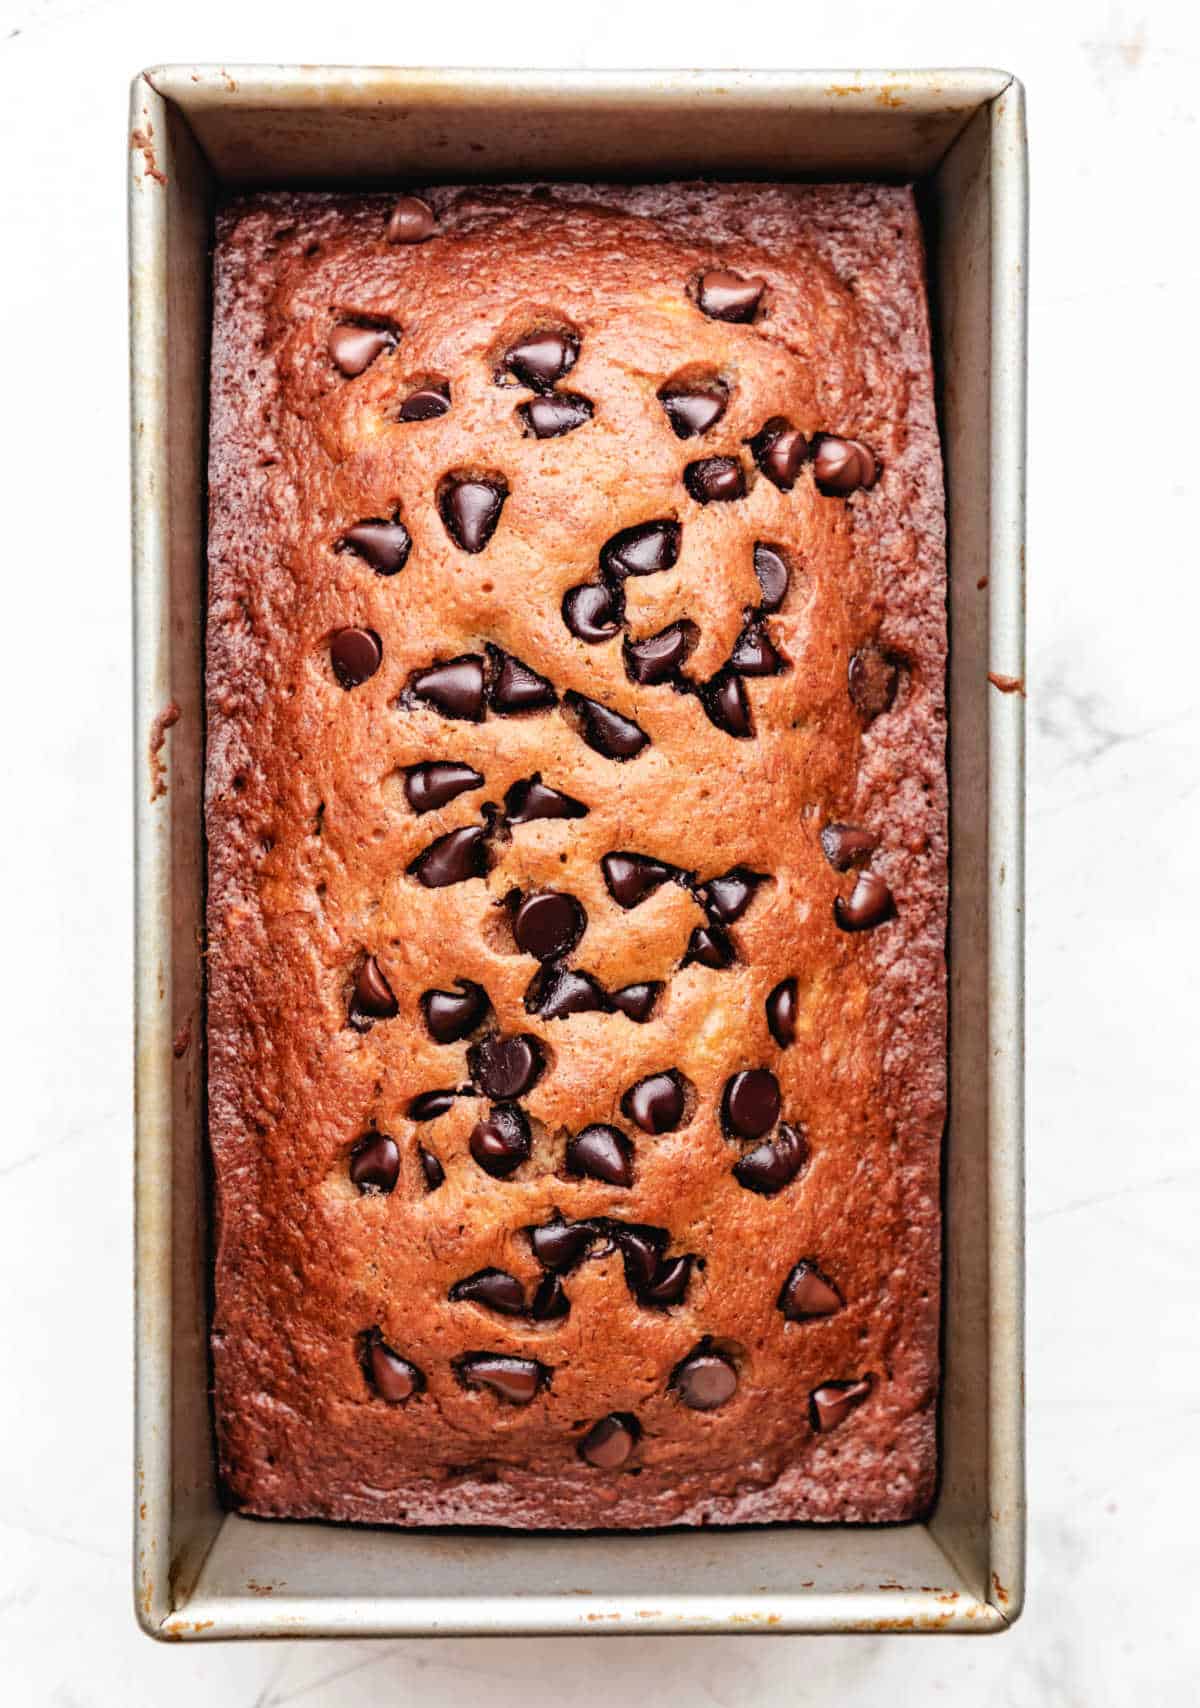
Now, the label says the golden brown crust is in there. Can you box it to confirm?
[207,181,946,1528]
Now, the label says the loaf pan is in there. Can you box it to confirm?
[130,65,1026,1639]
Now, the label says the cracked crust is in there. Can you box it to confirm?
[207,182,946,1528]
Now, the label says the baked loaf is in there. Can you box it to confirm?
[207,181,946,1528]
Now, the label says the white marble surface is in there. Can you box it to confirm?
[2,0,1197,1700]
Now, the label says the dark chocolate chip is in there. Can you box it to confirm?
[329,322,396,376]
[580,1413,640,1469]
[809,1377,872,1432]
[750,418,809,490]
[449,1269,526,1316]
[562,581,623,643]
[411,655,486,721]
[696,867,764,924]
[386,195,436,244]
[779,1260,843,1321]
[468,1103,530,1177]
[733,1123,809,1195]
[730,618,785,677]
[349,1132,400,1193]
[567,1124,634,1188]
[567,692,649,761]
[457,1353,547,1405]
[813,436,878,495]
[624,621,695,685]
[641,1255,692,1307]
[353,955,398,1020]
[696,270,765,323]
[422,979,490,1043]
[820,822,879,871]
[514,891,586,961]
[659,385,728,439]
[519,393,593,437]
[408,1088,457,1121]
[530,1273,570,1320]
[601,520,681,579]
[684,456,746,505]
[723,1069,781,1139]
[398,383,450,421]
[502,330,578,392]
[611,982,661,1023]
[752,543,791,612]
[364,1331,424,1402]
[487,647,557,714]
[684,924,735,969]
[766,978,798,1048]
[848,646,900,723]
[409,824,489,888]
[404,761,484,813]
[673,1348,738,1410]
[834,871,895,932]
[703,670,753,738]
[439,476,507,553]
[529,1217,596,1271]
[621,1071,687,1135]
[467,1032,544,1100]
[610,1225,665,1291]
[339,520,412,575]
[330,627,382,689]
[504,774,589,824]
[418,1145,445,1191]
[601,852,673,909]
[528,966,611,1021]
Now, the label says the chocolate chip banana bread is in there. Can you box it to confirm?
[207,181,946,1528]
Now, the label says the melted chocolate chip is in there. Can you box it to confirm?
[422,979,490,1043]
[820,822,879,871]
[810,1377,872,1431]
[514,891,586,961]
[364,1331,424,1402]
[609,1225,665,1291]
[504,775,589,824]
[386,195,436,244]
[469,1103,530,1177]
[457,1354,547,1405]
[409,824,489,888]
[566,692,649,760]
[439,476,508,553]
[502,330,578,391]
[813,436,878,495]
[641,1255,692,1307]
[330,627,382,689]
[411,655,486,721]
[722,1069,781,1139]
[750,418,809,490]
[673,1348,738,1410]
[624,621,695,685]
[567,1124,634,1187]
[449,1269,526,1316]
[703,671,753,738]
[730,618,785,676]
[329,322,396,376]
[779,1260,843,1321]
[408,1088,457,1121]
[418,1145,445,1191]
[528,966,611,1020]
[398,382,450,421]
[684,456,747,504]
[621,1071,687,1135]
[404,761,484,813]
[601,520,681,579]
[580,1413,640,1469]
[753,542,791,612]
[733,1123,808,1195]
[684,923,735,969]
[339,520,412,575]
[766,978,798,1047]
[349,1132,400,1193]
[696,270,765,323]
[487,647,557,714]
[530,1273,570,1320]
[529,1217,596,1271]
[467,1032,544,1100]
[696,867,764,924]
[562,581,623,643]
[848,646,900,723]
[519,393,593,437]
[352,955,398,1022]
[659,384,728,439]
[611,982,661,1023]
[601,852,674,909]
[834,871,895,932]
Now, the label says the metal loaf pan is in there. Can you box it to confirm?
[131,66,1026,1640]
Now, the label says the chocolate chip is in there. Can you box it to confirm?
[703,671,753,738]
[624,621,695,685]
[468,1033,544,1100]
[696,270,765,323]
[349,1132,400,1193]
[641,1255,692,1307]
[364,1331,424,1402]
[601,852,673,909]
[502,330,578,392]
[610,1225,665,1290]
[519,393,593,437]
[404,761,484,813]
[733,1123,808,1195]
[834,871,895,931]
[695,867,764,925]
[530,1273,570,1320]
[408,1088,457,1121]
[752,543,791,612]
[673,1348,738,1410]
[329,322,396,376]
[386,195,436,244]
[418,1145,445,1191]
[580,1413,639,1469]
[809,1377,872,1432]
[487,647,557,714]
[621,1071,686,1135]
[513,891,586,961]
[813,436,878,495]
[449,1269,526,1316]
[422,979,490,1043]
[566,692,649,761]
[398,382,450,421]
[439,476,507,553]
[684,924,735,969]
[469,1103,530,1177]
[730,618,785,676]
[411,655,486,721]
[330,627,382,689]
[504,775,589,824]
[848,646,899,723]
[409,824,489,888]
[779,1260,843,1321]
[529,1216,596,1271]
[528,966,611,1020]
[750,418,809,490]
[820,823,879,870]
[766,978,798,1047]
[601,520,681,579]
[567,1124,634,1187]
[684,456,746,504]
[722,1069,781,1139]
[659,384,728,439]
[352,955,398,1021]
[457,1354,547,1405]
[562,581,623,643]
[339,520,412,575]
[611,982,661,1023]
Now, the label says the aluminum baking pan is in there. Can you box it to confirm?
[131,64,1026,1639]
